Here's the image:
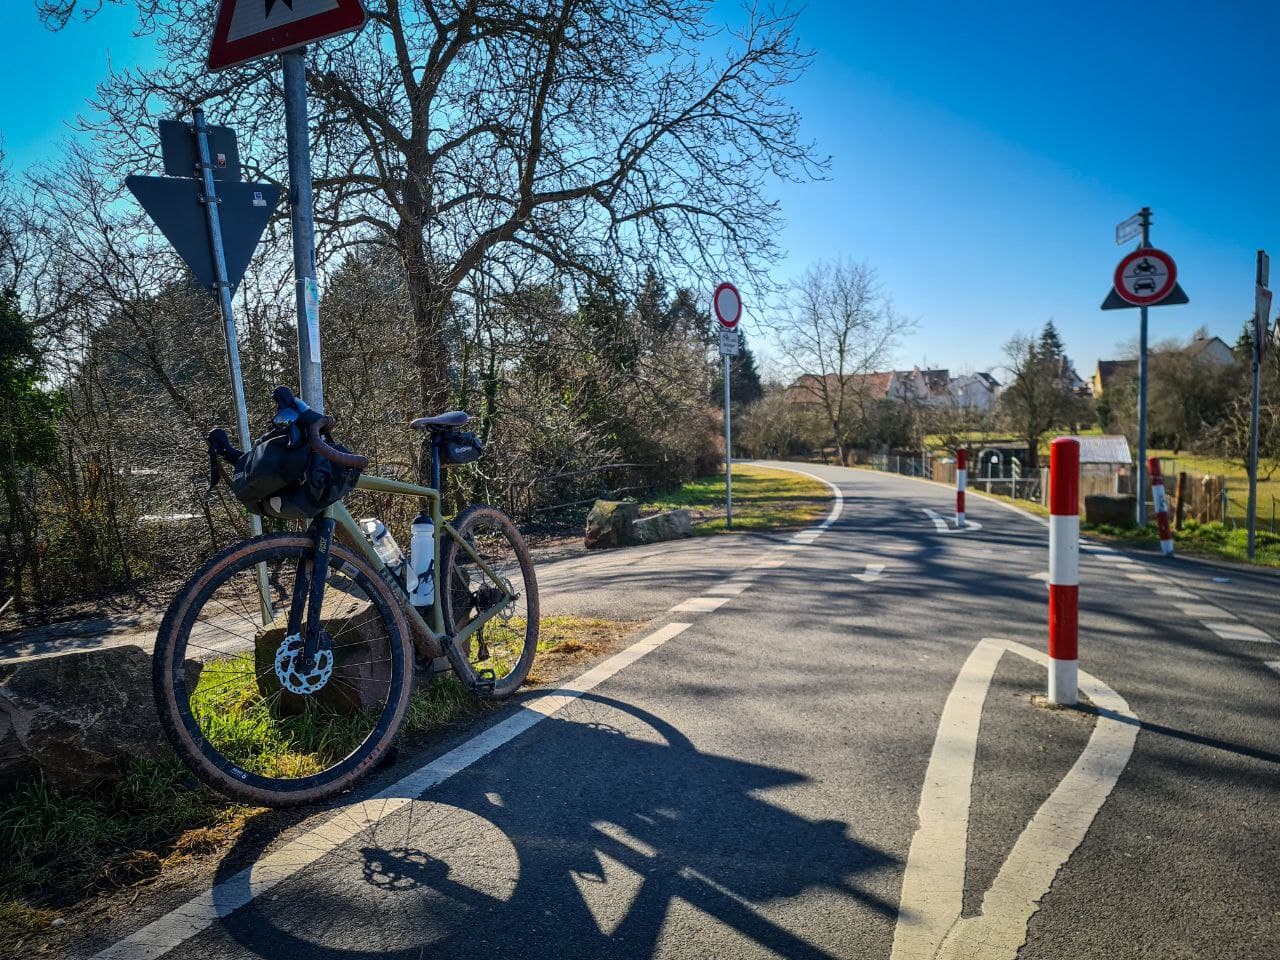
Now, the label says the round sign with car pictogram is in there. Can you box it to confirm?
[1113,248,1177,306]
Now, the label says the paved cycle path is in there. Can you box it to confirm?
[73,462,1279,959]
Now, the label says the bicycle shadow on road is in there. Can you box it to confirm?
[202,693,901,959]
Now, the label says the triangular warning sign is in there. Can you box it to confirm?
[208,0,368,72]
[125,176,279,295]
[1101,282,1190,310]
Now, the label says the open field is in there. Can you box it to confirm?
[642,464,831,534]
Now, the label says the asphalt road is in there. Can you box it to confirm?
[72,462,1280,959]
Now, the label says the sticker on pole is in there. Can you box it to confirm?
[1112,248,1177,305]
[208,0,368,72]
[713,282,742,330]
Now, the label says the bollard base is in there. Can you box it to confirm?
[1048,657,1078,706]
[956,512,966,528]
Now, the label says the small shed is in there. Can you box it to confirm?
[1065,435,1132,495]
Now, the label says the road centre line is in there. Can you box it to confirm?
[853,563,886,583]
[891,637,1138,960]
[92,622,695,960]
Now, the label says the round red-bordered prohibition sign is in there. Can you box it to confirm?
[1113,248,1177,306]
[713,282,742,329]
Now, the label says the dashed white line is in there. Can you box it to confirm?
[669,595,732,613]
[1204,622,1276,644]
[1154,586,1197,598]
[1174,603,1234,620]
[1266,662,1280,678]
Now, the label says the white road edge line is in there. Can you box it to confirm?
[890,637,1139,960]
[91,622,695,960]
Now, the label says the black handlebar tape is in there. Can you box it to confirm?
[307,417,369,470]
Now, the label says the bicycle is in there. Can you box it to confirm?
[152,387,538,807]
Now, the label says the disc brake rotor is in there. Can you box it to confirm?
[274,633,335,695]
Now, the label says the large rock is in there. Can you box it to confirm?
[0,645,175,791]
[632,509,693,544]
[254,596,393,715]
[584,500,640,549]
[1084,494,1137,527]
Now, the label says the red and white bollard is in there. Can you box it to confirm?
[1048,437,1079,706]
[955,448,967,528]
[1148,457,1174,557]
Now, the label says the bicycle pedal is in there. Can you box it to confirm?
[473,669,497,695]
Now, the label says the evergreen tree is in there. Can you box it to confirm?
[710,329,765,408]
[1,289,62,609]
[1038,319,1066,363]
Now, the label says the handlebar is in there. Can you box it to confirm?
[306,415,369,470]
[274,385,369,470]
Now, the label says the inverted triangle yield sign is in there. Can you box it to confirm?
[1101,282,1189,310]
[125,176,279,295]
[208,0,368,71]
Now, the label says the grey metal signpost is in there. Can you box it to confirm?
[1247,250,1272,559]
[1102,207,1188,528]
[714,284,743,530]
[282,49,325,412]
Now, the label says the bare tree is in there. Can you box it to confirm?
[778,260,904,464]
[46,0,822,423]
[998,328,1089,469]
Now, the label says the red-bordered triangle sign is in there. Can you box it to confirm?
[208,0,368,72]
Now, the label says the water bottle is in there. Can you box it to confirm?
[408,512,435,608]
[359,518,405,579]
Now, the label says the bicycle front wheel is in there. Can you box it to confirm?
[153,533,413,807]
[440,505,539,699]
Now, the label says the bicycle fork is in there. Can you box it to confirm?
[288,517,336,669]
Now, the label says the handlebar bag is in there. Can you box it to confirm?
[440,431,485,467]
[231,432,361,520]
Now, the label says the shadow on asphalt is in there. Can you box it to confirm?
[200,693,900,960]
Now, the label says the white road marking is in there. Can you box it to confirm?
[890,637,1138,960]
[1174,603,1234,620]
[90,621,694,960]
[1204,622,1276,644]
[1096,554,1137,564]
[1123,572,1167,584]
[1027,571,1050,581]
[853,563,886,583]
[1154,586,1197,598]
[923,508,983,533]
[712,581,752,596]
[669,595,732,613]
[1266,662,1280,678]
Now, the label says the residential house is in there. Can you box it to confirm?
[1092,334,1234,398]
[949,371,1001,411]
[788,367,1001,411]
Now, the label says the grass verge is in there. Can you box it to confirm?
[643,463,830,535]
[0,615,639,958]
[1082,518,1280,567]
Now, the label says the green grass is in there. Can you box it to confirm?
[0,615,628,950]
[644,464,830,534]
[1147,449,1280,528]
[1082,518,1280,567]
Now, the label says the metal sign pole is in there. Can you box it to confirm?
[282,48,324,411]
[192,108,271,620]
[1135,207,1152,527]
[724,353,733,529]
[1246,251,1270,559]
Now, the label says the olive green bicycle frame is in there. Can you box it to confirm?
[325,473,515,685]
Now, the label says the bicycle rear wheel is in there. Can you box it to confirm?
[153,533,413,807]
[440,505,539,699]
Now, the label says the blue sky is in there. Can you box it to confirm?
[3,1,1277,379]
